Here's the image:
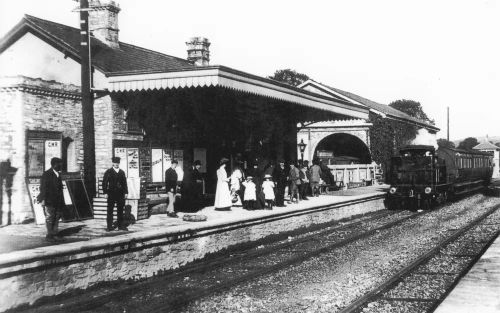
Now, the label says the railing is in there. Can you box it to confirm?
[327,164,381,188]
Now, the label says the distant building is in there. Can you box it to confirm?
[473,141,500,178]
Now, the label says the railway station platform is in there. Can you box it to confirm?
[435,235,500,313]
[0,185,387,311]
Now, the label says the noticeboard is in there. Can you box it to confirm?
[27,173,93,224]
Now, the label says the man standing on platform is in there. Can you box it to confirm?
[102,157,128,231]
[273,159,288,207]
[37,157,65,242]
[181,160,203,212]
[165,160,179,217]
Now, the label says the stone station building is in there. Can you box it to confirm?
[0,2,370,224]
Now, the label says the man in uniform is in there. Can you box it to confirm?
[37,157,65,242]
[273,159,288,207]
[102,157,128,231]
[165,160,179,217]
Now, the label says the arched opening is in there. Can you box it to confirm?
[314,133,371,165]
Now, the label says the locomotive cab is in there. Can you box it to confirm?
[386,145,446,211]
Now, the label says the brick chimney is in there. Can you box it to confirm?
[186,37,210,66]
[89,0,120,48]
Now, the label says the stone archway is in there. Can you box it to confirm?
[313,133,371,164]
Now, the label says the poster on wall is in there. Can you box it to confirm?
[139,148,151,182]
[26,178,45,225]
[114,148,128,175]
[151,148,164,182]
[174,149,184,180]
[44,140,61,170]
[28,140,44,177]
[127,148,139,178]
[193,148,207,173]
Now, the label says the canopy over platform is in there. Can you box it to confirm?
[107,66,369,120]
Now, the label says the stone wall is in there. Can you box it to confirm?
[0,77,82,223]
[0,195,384,311]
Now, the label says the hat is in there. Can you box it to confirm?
[264,174,272,179]
[50,157,63,166]
[278,159,285,164]
[220,157,230,165]
[111,157,121,163]
[193,160,201,166]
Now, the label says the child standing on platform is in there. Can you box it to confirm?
[262,174,275,210]
[242,176,256,210]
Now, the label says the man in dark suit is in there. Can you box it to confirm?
[102,157,128,231]
[165,160,178,217]
[37,157,65,242]
[273,159,288,207]
[181,160,203,212]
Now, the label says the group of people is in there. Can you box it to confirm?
[164,159,204,218]
[213,158,327,211]
[37,155,332,241]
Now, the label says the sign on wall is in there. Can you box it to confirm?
[151,148,163,182]
[44,140,61,170]
[28,140,44,177]
[114,148,128,173]
[127,148,139,178]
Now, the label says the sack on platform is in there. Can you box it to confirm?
[182,214,207,222]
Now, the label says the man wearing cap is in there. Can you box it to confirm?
[165,160,179,217]
[37,157,65,242]
[102,157,128,231]
[273,159,287,207]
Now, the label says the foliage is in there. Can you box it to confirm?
[496,142,500,148]
[457,137,480,150]
[369,112,419,179]
[437,138,456,149]
[268,69,310,87]
[388,99,434,125]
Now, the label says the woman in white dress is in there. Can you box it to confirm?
[214,158,232,211]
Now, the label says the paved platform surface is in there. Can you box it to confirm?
[0,185,388,254]
[435,235,500,313]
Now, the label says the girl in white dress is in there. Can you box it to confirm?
[262,174,275,210]
[214,158,232,211]
[242,176,256,210]
[230,166,244,206]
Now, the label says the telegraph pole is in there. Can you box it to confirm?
[447,106,450,141]
[80,0,96,197]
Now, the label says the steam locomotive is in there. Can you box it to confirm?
[385,145,493,210]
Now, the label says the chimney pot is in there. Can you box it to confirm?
[186,37,210,66]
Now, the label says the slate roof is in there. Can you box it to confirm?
[0,15,195,75]
[305,80,439,131]
[473,141,500,150]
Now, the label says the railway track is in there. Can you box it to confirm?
[339,203,500,313]
[20,195,494,313]
[21,204,422,313]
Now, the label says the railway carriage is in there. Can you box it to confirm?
[385,145,493,210]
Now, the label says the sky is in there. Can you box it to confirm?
[1,0,499,141]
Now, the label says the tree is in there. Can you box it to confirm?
[268,69,310,87]
[388,99,434,125]
[437,138,455,149]
[457,137,479,150]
